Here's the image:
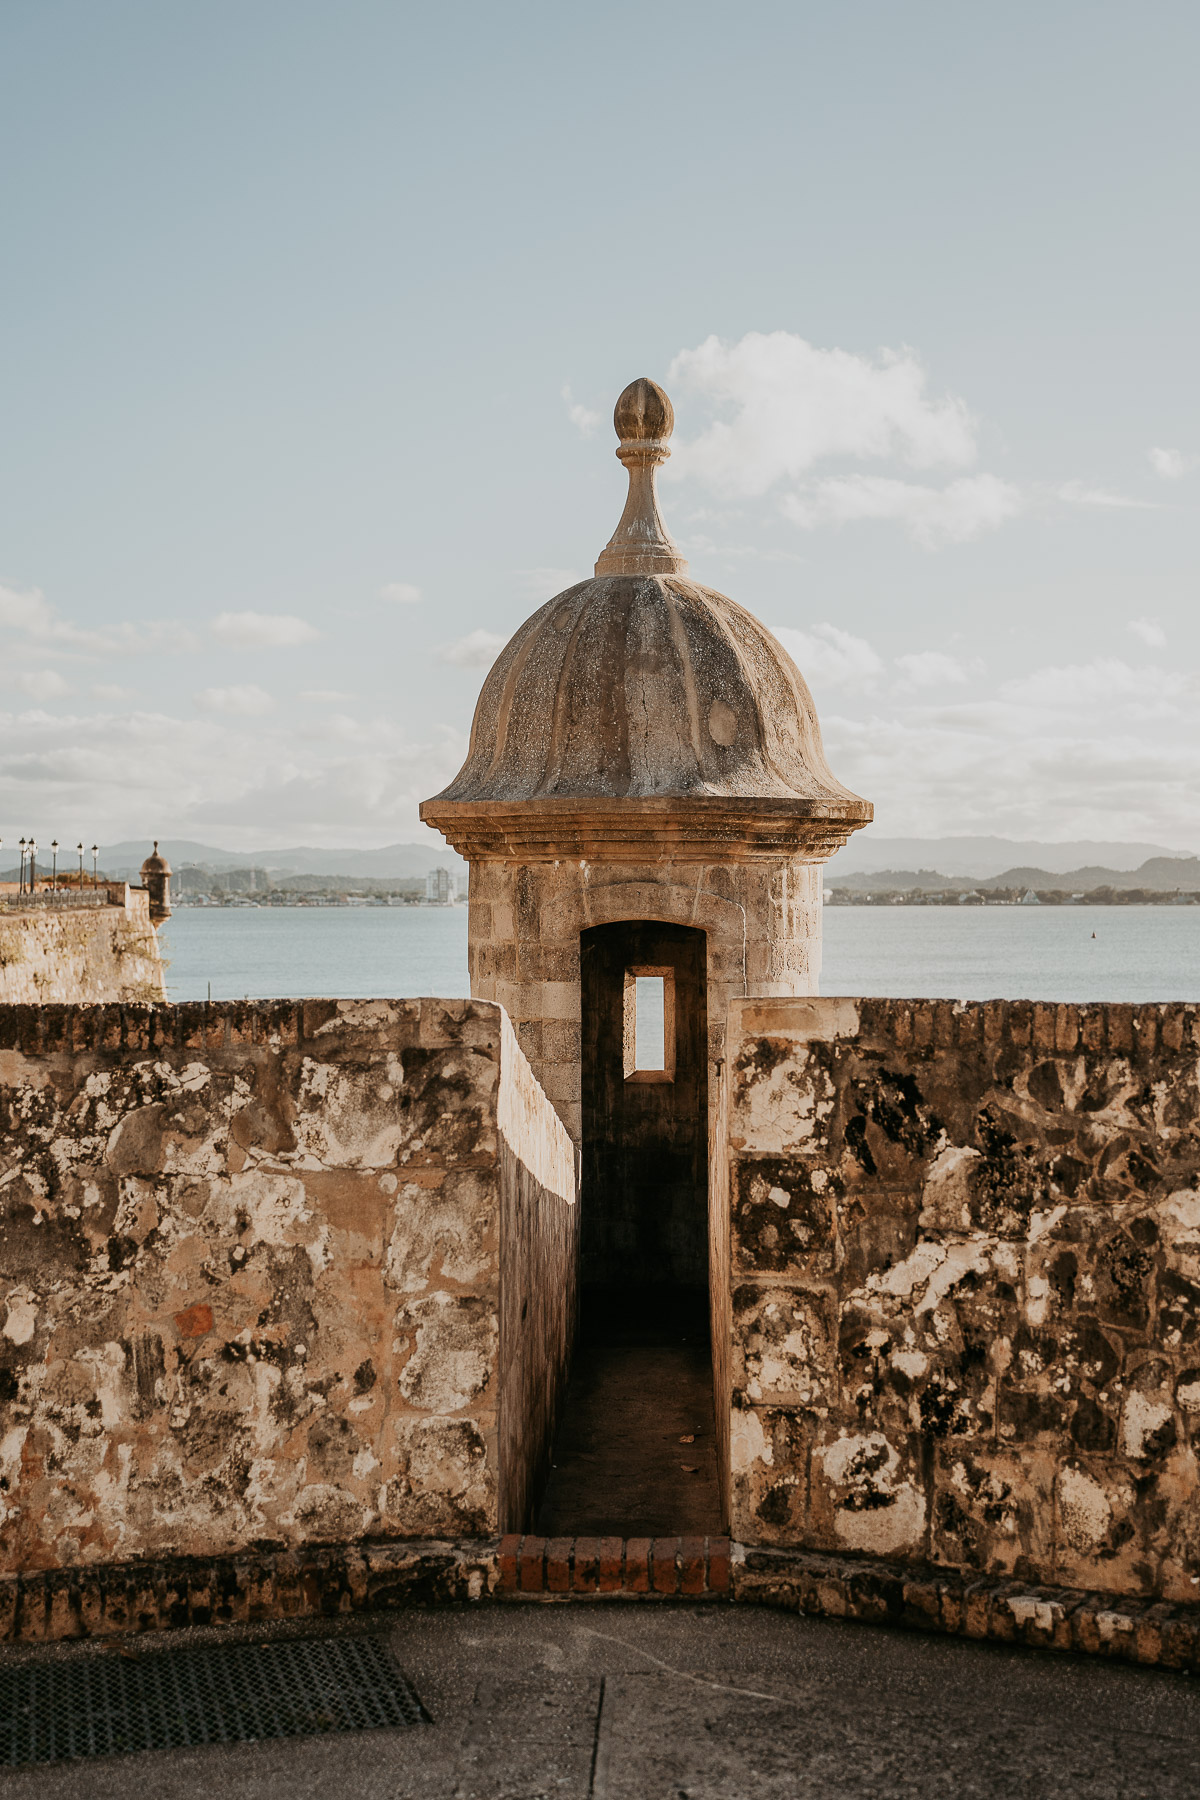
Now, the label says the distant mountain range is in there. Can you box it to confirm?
[825,836,1192,879]
[829,856,1200,894]
[8,834,1192,891]
[84,839,468,882]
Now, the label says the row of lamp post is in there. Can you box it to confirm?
[3,839,101,897]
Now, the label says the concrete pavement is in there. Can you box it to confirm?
[4,1602,1199,1798]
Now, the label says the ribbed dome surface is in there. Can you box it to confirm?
[431,574,865,809]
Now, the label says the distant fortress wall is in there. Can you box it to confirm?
[721,996,1200,1603]
[0,888,166,1005]
[0,999,576,1600]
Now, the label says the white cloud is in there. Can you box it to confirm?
[16,669,71,701]
[1148,447,1196,480]
[211,611,320,648]
[0,698,467,848]
[895,651,974,688]
[0,582,196,655]
[783,473,1021,548]
[0,583,54,634]
[770,623,884,693]
[436,629,507,669]
[194,684,275,716]
[668,331,978,497]
[300,689,355,702]
[818,697,1200,846]
[1128,618,1167,649]
[380,582,421,604]
[91,683,135,701]
[514,567,582,602]
[1057,480,1160,511]
[563,385,601,436]
[1001,658,1193,708]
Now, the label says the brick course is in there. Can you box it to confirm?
[8,1536,1200,1675]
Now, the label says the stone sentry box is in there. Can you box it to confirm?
[421,380,872,1150]
[719,995,1200,1603]
[0,998,576,1577]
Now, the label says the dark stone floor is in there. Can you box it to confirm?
[536,1288,722,1538]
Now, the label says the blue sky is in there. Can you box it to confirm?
[2,1,1197,851]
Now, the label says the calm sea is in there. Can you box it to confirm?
[161,904,1200,1006]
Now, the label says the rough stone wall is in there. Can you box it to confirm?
[724,996,1200,1602]
[0,998,575,1575]
[468,857,822,1142]
[497,1013,579,1532]
[0,892,165,1006]
[708,1040,733,1529]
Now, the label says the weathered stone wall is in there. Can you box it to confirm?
[0,892,165,1006]
[469,857,822,1141]
[497,1013,579,1532]
[708,1038,733,1529]
[0,998,575,1577]
[723,996,1200,1602]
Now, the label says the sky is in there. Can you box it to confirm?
[1,0,1197,855]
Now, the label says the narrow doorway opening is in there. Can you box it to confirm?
[536,920,719,1538]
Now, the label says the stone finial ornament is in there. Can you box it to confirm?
[594,378,688,578]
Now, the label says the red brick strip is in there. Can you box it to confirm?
[544,1538,572,1593]
[623,1538,652,1594]
[651,1538,680,1596]
[707,1535,731,1593]
[497,1535,731,1599]
[597,1537,625,1592]
[518,1536,546,1593]
[572,1538,600,1593]
[679,1536,707,1596]
[497,1534,522,1590]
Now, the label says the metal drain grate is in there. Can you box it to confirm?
[1,1631,426,1767]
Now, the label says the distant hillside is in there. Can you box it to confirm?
[829,869,965,892]
[94,839,467,881]
[829,855,1200,893]
[826,836,1188,879]
[979,857,1200,893]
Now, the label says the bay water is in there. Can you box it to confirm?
[161,904,1200,1005]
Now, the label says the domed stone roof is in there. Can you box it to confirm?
[140,840,171,877]
[422,380,871,860]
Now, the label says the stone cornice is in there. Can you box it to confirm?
[419,794,872,864]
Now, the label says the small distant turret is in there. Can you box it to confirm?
[140,841,172,927]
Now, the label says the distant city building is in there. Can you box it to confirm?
[1020,888,1041,905]
[426,866,456,904]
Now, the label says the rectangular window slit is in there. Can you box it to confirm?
[623,967,675,1081]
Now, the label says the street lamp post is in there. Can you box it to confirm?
[28,840,37,893]
[77,842,84,888]
[91,845,99,889]
[51,840,59,891]
[18,838,26,896]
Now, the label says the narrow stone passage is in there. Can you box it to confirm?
[536,1290,722,1538]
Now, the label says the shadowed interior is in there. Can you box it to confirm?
[537,920,719,1534]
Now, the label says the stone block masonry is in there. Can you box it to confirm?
[0,889,166,1005]
[722,997,1200,1604]
[467,856,823,1143]
[0,998,576,1575]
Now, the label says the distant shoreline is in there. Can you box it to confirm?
[827,888,1199,907]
